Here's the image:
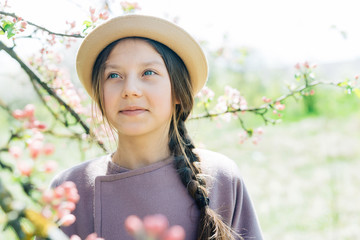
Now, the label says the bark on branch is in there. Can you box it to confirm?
[0,11,84,38]
[0,40,106,151]
[189,80,342,121]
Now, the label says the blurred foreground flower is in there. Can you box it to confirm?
[125,214,186,240]
[70,233,104,240]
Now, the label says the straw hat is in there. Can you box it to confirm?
[76,14,208,99]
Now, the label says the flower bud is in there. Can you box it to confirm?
[9,146,22,159]
[163,225,186,240]
[70,235,81,240]
[59,214,76,226]
[12,109,25,119]
[23,104,35,118]
[143,214,169,237]
[43,143,55,155]
[42,189,54,203]
[125,215,144,235]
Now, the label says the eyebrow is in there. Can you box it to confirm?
[104,60,165,70]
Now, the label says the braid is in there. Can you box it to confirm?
[138,37,240,240]
[170,120,208,209]
[170,118,240,240]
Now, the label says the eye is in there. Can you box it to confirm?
[143,70,156,76]
[108,73,120,79]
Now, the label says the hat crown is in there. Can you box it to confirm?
[76,14,208,99]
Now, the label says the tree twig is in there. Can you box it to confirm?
[0,40,106,151]
[190,80,342,120]
[0,10,83,38]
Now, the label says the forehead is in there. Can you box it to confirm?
[105,38,163,63]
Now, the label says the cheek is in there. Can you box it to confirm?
[103,83,119,113]
[151,83,173,115]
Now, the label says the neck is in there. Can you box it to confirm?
[112,130,171,169]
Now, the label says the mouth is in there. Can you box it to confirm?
[119,106,148,116]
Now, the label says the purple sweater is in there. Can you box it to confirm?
[51,149,263,240]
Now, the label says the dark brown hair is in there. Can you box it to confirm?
[91,37,239,240]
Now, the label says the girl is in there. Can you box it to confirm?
[51,14,263,240]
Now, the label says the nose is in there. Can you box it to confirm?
[121,73,142,98]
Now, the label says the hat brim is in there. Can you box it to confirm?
[76,14,208,99]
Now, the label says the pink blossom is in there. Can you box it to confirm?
[196,86,214,101]
[303,61,310,68]
[91,15,98,23]
[54,185,65,199]
[64,186,80,203]
[238,131,248,144]
[9,146,22,159]
[58,201,76,212]
[89,7,96,14]
[254,127,264,135]
[310,89,315,95]
[224,86,247,110]
[99,11,110,20]
[16,160,34,176]
[294,63,301,70]
[20,21,27,29]
[66,21,76,29]
[163,225,186,240]
[59,214,76,226]
[12,109,25,119]
[33,120,47,130]
[47,34,57,46]
[42,189,54,203]
[70,235,82,240]
[62,181,76,190]
[125,215,144,235]
[120,1,141,12]
[85,233,104,240]
[71,234,104,240]
[43,143,55,155]
[215,96,227,113]
[28,139,43,159]
[57,207,71,219]
[143,214,169,237]
[252,137,260,145]
[41,207,53,219]
[274,101,285,111]
[44,160,58,173]
[262,96,272,103]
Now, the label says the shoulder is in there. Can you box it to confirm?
[194,148,242,181]
[50,154,109,188]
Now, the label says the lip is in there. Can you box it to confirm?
[119,106,148,116]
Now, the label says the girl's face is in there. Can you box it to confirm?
[102,38,173,138]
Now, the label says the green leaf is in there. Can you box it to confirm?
[82,20,92,27]
[247,128,253,137]
[338,79,349,87]
[6,31,15,39]
[1,21,16,39]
